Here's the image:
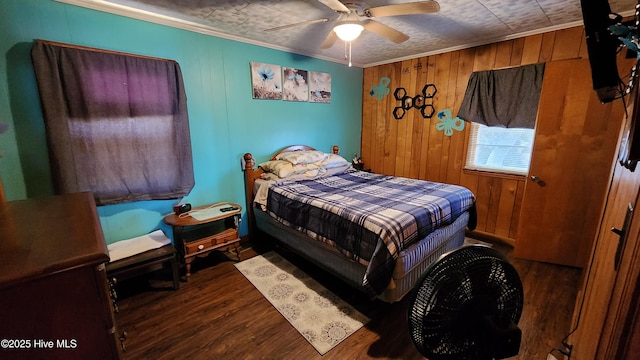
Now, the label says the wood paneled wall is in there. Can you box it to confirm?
[361,26,588,244]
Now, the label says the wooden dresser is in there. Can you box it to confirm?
[0,192,122,359]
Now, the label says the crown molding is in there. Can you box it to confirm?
[55,1,636,69]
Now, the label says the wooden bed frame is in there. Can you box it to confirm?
[242,145,470,302]
[242,145,316,236]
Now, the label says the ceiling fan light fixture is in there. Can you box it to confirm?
[333,22,364,41]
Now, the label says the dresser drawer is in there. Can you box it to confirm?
[211,228,238,245]
[185,237,214,254]
[184,228,238,254]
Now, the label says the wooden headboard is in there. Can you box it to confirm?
[242,145,337,239]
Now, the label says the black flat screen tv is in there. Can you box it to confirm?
[580,0,622,103]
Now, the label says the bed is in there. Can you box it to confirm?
[242,145,476,303]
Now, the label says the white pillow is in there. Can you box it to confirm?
[322,153,349,169]
[260,159,325,178]
[261,167,328,181]
[325,163,352,176]
[290,161,324,175]
[259,160,294,178]
[275,150,328,165]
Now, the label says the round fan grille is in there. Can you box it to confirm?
[408,245,523,360]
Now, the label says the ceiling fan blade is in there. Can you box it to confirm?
[317,0,349,13]
[365,1,440,18]
[264,18,332,32]
[363,20,409,44]
[320,30,338,49]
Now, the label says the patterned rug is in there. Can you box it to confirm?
[234,252,370,355]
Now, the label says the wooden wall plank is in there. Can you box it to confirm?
[495,179,519,237]
[511,37,525,66]
[475,176,495,232]
[409,57,428,179]
[538,32,557,62]
[445,49,473,185]
[432,52,452,182]
[446,52,460,110]
[509,180,526,239]
[373,64,393,172]
[551,26,585,60]
[395,60,413,176]
[579,28,589,59]
[473,43,498,71]
[383,63,401,175]
[402,58,420,177]
[419,56,437,180]
[495,41,514,69]
[521,34,543,65]
[440,52,460,182]
[361,66,376,166]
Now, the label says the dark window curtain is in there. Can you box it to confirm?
[457,63,545,128]
[31,40,194,205]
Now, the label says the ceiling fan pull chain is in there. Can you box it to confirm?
[343,40,353,67]
[344,40,347,62]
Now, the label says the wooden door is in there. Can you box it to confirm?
[569,150,640,358]
[568,76,640,359]
[514,59,627,267]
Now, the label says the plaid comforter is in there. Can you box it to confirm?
[266,169,476,297]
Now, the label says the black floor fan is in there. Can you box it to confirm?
[408,245,524,360]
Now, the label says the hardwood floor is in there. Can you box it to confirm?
[114,238,581,359]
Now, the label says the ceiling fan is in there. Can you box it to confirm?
[265,0,440,64]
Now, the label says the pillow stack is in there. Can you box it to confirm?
[259,150,350,179]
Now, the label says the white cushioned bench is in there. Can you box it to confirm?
[106,230,180,290]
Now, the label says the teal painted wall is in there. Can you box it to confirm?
[0,0,363,243]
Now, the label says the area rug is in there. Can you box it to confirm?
[234,252,370,355]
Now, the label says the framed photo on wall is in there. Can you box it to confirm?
[250,62,282,100]
[309,71,331,103]
[283,67,309,102]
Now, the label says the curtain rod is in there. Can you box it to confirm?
[34,39,176,63]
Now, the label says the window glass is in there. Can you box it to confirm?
[465,123,535,175]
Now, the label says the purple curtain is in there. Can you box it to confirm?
[457,63,545,129]
[31,40,194,205]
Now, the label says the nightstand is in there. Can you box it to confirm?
[163,202,242,280]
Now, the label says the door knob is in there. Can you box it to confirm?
[530,175,545,186]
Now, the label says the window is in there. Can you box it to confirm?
[465,123,535,176]
[31,40,194,205]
